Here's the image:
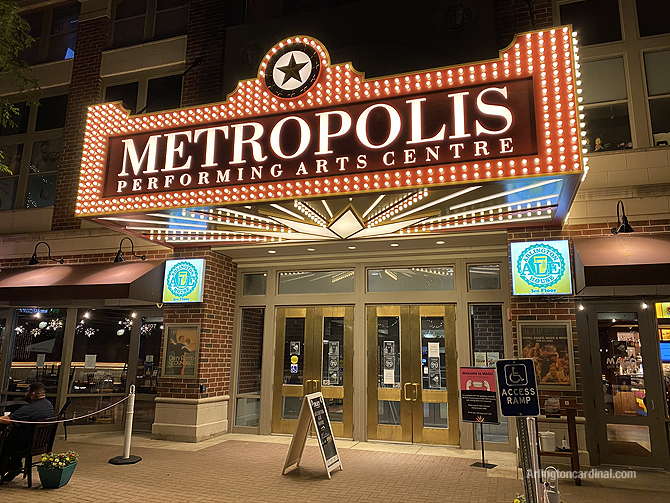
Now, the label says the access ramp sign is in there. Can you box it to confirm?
[495,358,540,417]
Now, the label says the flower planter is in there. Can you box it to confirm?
[37,462,77,489]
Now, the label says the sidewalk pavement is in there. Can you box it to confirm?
[0,432,668,502]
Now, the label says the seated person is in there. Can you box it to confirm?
[0,382,55,482]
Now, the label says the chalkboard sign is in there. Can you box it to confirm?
[282,392,342,479]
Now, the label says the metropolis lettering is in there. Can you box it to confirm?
[104,79,537,197]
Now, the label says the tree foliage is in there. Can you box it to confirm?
[0,0,40,173]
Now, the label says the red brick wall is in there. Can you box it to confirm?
[471,304,505,354]
[181,0,226,107]
[494,0,554,48]
[507,218,670,413]
[158,249,237,399]
[237,307,264,394]
[51,16,110,231]
[0,248,169,269]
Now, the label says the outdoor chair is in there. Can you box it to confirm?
[22,420,58,488]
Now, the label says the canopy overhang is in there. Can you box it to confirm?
[573,235,670,297]
[0,260,166,303]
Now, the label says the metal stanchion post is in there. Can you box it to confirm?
[109,385,142,465]
[517,417,540,503]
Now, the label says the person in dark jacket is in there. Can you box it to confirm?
[0,382,55,482]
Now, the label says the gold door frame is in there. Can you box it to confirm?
[366,305,412,442]
[272,306,354,438]
[367,305,459,445]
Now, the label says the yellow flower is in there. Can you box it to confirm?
[514,499,521,503]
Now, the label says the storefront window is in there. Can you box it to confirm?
[63,309,131,425]
[68,309,131,395]
[137,317,162,393]
[597,312,646,417]
[7,308,67,397]
[235,308,264,427]
[367,267,454,292]
[470,304,508,443]
[655,303,670,417]
[278,270,354,294]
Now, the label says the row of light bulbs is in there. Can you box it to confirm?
[77,28,584,220]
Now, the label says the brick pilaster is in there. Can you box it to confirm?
[51,13,109,231]
[158,249,237,399]
[181,0,226,107]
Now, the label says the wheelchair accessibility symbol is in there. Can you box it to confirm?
[504,364,528,386]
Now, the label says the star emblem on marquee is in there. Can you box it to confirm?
[277,54,308,85]
[264,42,320,99]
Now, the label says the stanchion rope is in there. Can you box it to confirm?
[4,394,131,424]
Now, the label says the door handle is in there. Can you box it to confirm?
[314,379,321,393]
[412,383,420,402]
[403,382,412,401]
[304,379,313,394]
[650,399,655,411]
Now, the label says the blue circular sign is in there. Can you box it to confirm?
[166,261,199,299]
[516,243,566,288]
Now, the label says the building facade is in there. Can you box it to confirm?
[0,0,669,469]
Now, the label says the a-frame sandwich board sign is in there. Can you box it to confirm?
[282,392,342,479]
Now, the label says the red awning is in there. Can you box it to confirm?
[0,260,165,302]
[573,235,670,296]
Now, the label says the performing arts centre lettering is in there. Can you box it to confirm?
[107,79,536,197]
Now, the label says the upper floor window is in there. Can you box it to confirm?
[0,93,68,210]
[559,0,622,46]
[103,74,183,115]
[636,0,670,38]
[644,49,670,146]
[579,57,632,152]
[20,2,80,65]
[111,0,189,49]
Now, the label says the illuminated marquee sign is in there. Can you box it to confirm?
[511,240,573,295]
[77,27,583,216]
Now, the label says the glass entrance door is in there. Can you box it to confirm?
[366,305,459,445]
[272,306,353,438]
[584,304,669,467]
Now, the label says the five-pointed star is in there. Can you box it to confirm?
[277,54,308,85]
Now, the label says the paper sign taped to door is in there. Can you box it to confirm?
[428,342,439,358]
[383,369,395,385]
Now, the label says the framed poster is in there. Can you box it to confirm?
[162,323,200,377]
[518,321,575,390]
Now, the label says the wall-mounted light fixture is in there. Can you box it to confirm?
[28,241,64,265]
[113,237,146,263]
[611,200,634,235]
